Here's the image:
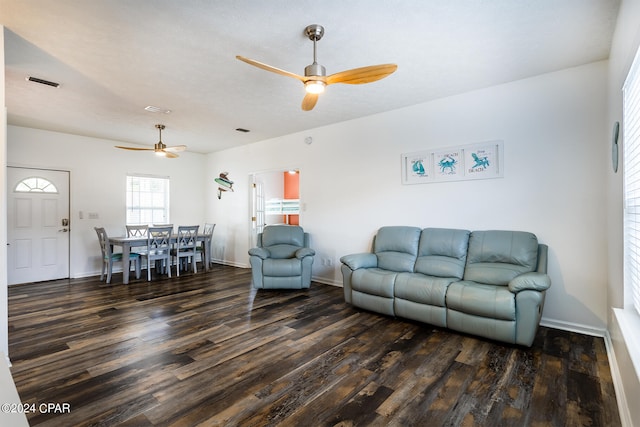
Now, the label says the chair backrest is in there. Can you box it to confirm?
[259,225,306,259]
[147,226,173,252]
[414,228,470,279]
[126,224,148,237]
[374,226,421,273]
[463,230,540,286]
[203,223,216,238]
[94,227,112,258]
[176,225,199,250]
[153,224,174,233]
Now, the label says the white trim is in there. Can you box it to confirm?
[312,276,342,287]
[538,317,607,337]
[604,328,633,427]
[613,308,640,384]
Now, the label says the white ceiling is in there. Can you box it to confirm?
[1,0,620,154]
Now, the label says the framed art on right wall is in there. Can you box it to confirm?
[402,140,503,184]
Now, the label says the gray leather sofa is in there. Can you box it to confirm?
[340,226,550,347]
[249,225,315,289]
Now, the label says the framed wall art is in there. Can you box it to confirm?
[401,150,432,184]
[401,140,504,185]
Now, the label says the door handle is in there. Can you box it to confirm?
[58,228,69,232]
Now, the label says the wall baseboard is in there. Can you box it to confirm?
[539,317,606,337]
[312,276,342,287]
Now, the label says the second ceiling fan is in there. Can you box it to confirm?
[115,124,186,158]
[236,24,397,111]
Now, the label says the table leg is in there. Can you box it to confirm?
[204,236,210,271]
[122,242,131,285]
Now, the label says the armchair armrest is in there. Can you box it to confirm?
[508,272,551,293]
[295,247,316,259]
[248,247,270,260]
[340,253,378,270]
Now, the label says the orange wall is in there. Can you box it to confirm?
[284,171,299,225]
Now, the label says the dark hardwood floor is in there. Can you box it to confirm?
[8,264,620,426]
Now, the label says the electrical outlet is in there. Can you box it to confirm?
[326,259,333,267]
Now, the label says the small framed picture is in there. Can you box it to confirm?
[401,151,432,184]
[462,141,503,180]
[433,148,463,181]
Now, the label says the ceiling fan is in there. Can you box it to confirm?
[115,124,186,158]
[236,24,397,111]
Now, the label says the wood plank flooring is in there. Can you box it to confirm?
[8,265,621,426]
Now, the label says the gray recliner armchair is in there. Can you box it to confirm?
[249,225,315,289]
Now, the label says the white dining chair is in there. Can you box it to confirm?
[95,227,141,284]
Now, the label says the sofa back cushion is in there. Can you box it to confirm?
[261,225,305,259]
[374,226,421,272]
[415,228,470,278]
[464,230,539,285]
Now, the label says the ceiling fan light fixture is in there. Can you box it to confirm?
[305,80,326,94]
[236,23,396,111]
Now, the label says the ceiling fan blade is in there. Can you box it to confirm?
[164,145,187,152]
[236,55,305,82]
[326,64,398,85]
[163,151,179,159]
[301,93,319,111]
[115,146,154,151]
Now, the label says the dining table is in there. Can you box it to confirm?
[108,233,212,284]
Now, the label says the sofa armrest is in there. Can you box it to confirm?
[508,272,551,293]
[340,253,378,270]
[295,247,316,259]
[248,247,270,259]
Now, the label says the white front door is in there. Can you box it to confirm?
[7,167,70,285]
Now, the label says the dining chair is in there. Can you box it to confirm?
[153,224,174,233]
[171,225,200,276]
[197,223,216,267]
[126,224,148,238]
[144,226,173,281]
[126,224,149,256]
[94,227,141,284]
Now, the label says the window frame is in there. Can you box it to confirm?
[125,174,170,226]
[623,45,640,315]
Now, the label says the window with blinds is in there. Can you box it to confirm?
[126,175,170,225]
[624,46,640,314]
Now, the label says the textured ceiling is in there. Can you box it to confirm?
[1,0,620,154]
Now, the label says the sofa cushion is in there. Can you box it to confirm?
[414,228,470,278]
[464,230,539,285]
[351,268,397,298]
[263,258,302,276]
[374,226,421,272]
[446,280,516,320]
[394,272,454,306]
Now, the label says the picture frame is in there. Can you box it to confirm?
[401,140,503,185]
[401,151,432,184]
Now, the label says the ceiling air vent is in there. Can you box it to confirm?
[26,76,60,88]
[144,105,172,114]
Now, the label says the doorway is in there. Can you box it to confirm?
[7,167,70,285]
[249,169,300,247]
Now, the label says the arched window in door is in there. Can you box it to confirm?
[14,176,59,193]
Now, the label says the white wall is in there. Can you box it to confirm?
[606,0,640,425]
[206,60,609,333]
[7,126,207,278]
